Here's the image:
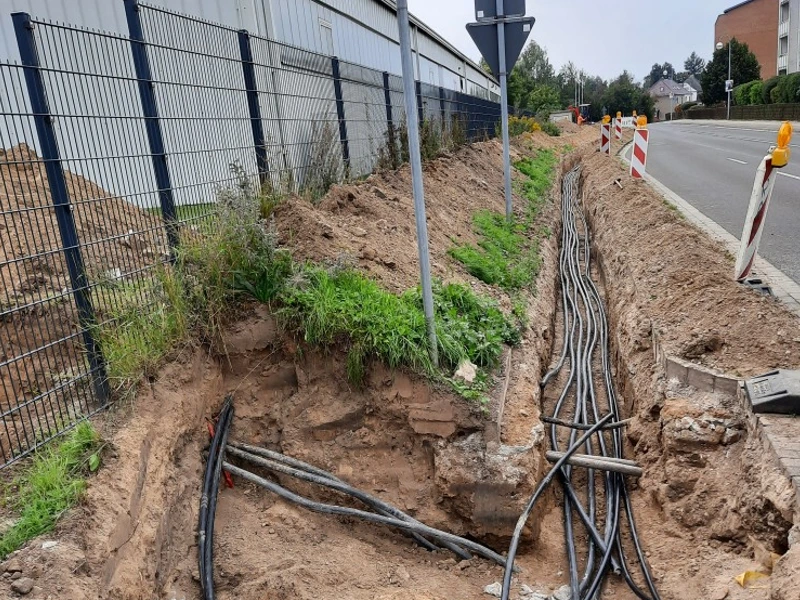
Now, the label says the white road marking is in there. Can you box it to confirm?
[725,157,747,165]
[779,172,800,181]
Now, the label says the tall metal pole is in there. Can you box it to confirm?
[727,41,732,120]
[397,0,438,366]
[496,0,513,219]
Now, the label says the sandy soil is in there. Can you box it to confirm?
[1,126,798,600]
[0,144,167,455]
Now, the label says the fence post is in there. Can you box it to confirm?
[383,71,398,168]
[123,0,179,258]
[439,86,446,124]
[415,80,424,125]
[331,57,350,175]
[12,12,110,403]
[237,29,270,187]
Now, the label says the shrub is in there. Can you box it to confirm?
[504,115,541,137]
[771,85,782,104]
[539,121,561,137]
[763,76,783,104]
[679,101,699,112]
[748,81,764,105]
[733,82,750,106]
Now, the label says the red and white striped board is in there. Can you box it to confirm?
[601,123,611,155]
[630,128,649,179]
[615,117,623,140]
[734,154,778,281]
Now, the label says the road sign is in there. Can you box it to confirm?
[725,79,734,92]
[466,17,535,77]
[475,0,525,20]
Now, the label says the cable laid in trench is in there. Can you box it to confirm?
[198,395,234,600]
[501,166,660,600]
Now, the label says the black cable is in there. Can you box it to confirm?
[198,395,233,600]
[222,462,510,567]
[500,413,613,600]
[226,443,470,559]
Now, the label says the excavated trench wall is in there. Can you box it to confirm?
[577,155,799,598]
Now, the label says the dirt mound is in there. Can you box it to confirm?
[0,144,167,446]
[580,149,800,378]
[1,144,166,303]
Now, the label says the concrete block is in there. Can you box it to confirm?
[714,376,740,397]
[687,366,715,392]
[665,358,688,384]
[772,442,800,460]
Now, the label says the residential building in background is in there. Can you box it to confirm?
[715,0,778,77]
[0,0,498,98]
[778,0,799,74]
[648,79,699,120]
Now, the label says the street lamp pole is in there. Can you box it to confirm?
[717,39,732,120]
[727,41,732,120]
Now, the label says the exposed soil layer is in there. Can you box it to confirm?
[579,148,800,599]
[1,128,798,600]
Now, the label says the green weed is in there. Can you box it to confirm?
[277,268,518,389]
[0,422,100,559]
[95,267,188,395]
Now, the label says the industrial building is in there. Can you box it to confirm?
[0,0,498,98]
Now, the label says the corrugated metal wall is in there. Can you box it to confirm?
[1,0,497,98]
[0,0,248,60]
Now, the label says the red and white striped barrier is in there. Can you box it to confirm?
[615,116,622,141]
[734,122,792,282]
[600,123,611,155]
[630,128,649,179]
[734,154,778,281]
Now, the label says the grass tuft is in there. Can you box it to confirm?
[277,267,518,388]
[0,422,100,559]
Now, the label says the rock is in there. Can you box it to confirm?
[373,188,387,200]
[395,565,410,582]
[359,248,377,261]
[552,585,572,600]
[4,559,22,573]
[41,541,57,550]
[709,586,729,600]
[454,359,477,384]
[352,227,368,237]
[11,577,34,595]
[321,223,334,239]
[788,524,800,548]
[483,582,502,597]
[10,572,22,580]
[722,428,742,445]
[381,258,397,270]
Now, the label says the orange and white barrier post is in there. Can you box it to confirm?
[630,116,649,179]
[734,122,793,282]
[615,111,623,140]
[600,115,611,155]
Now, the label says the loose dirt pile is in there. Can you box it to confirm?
[578,148,800,599]
[0,144,166,422]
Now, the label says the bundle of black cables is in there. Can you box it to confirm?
[500,167,661,600]
[198,395,234,600]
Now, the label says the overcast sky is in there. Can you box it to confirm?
[407,0,736,81]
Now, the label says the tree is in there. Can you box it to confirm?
[673,71,689,84]
[502,41,558,110]
[644,62,676,88]
[684,52,706,76]
[527,84,561,115]
[602,71,653,120]
[701,38,761,105]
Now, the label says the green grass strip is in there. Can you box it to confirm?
[449,149,557,292]
[276,267,519,385]
[0,422,100,559]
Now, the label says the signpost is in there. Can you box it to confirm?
[397,0,438,365]
[467,1,535,219]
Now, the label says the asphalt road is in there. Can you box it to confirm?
[629,121,800,283]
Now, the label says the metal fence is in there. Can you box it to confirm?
[0,0,503,467]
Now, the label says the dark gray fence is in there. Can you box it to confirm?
[0,0,503,467]
[687,103,800,121]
